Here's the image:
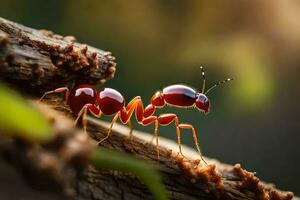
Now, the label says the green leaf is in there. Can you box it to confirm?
[91,148,168,200]
[0,83,52,141]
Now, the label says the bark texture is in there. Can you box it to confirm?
[0,17,116,93]
[0,17,298,200]
[0,100,296,200]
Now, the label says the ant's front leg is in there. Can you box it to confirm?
[177,123,207,165]
[39,87,70,105]
[156,113,207,165]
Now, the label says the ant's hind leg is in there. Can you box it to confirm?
[98,113,119,144]
[39,87,69,105]
[75,104,101,135]
[75,106,88,134]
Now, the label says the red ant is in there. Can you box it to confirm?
[40,67,232,165]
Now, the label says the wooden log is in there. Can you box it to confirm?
[0,17,116,93]
[0,100,296,200]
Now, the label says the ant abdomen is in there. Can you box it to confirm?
[68,84,97,114]
[97,88,125,115]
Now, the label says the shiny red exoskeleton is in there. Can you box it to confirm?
[40,67,233,165]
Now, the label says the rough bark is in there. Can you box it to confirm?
[0,17,116,94]
[0,17,297,200]
[0,100,296,200]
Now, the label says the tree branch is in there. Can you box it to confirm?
[0,17,116,93]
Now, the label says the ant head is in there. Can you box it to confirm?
[195,93,210,114]
[197,66,233,114]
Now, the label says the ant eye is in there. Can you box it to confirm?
[195,94,210,114]
[198,94,208,104]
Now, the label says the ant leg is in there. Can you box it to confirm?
[98,113,119,144]
[176,126,183,156]
[143,134,155,146]
[154,120,159,160]
[142,114,178,161]
[74,104,101,125]
[156,114,202,162]
[139,116,156,146]
[75,105,87,126]
[39,87,70,105]
[121,96,143,123]
[175,126,194,162]
[178,124,207,165]
[77,106,88,134]
[127,120,133,139]
[174,123,190,161]
[74,104,101,134]
[119,96,143,138]
[156,114,183,161]
[140,116,159,158]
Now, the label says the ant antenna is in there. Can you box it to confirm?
[205,78,233,94]
[200,66,206,93]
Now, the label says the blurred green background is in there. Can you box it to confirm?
[1,0,299,195]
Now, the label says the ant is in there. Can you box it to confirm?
[40,66,233,165]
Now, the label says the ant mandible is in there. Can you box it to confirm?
[40,66,233,165]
